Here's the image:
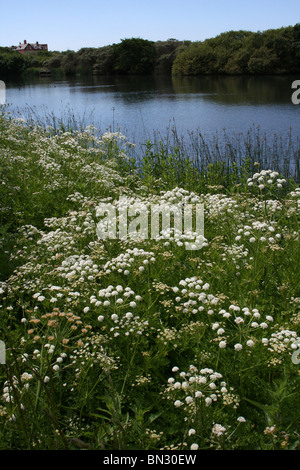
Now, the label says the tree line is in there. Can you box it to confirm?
[1,25,300,79]
[0,38,190,78]
[172,25,300,75]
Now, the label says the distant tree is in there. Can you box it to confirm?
[61,51,77,75]
[76,48,98,74]
[154,39,191,74]
[172,26,297,76]
[25,50,51,68]
[223,47,251,74]
[261,27,295,73]
[293,23,300,68]
[172,42,217,75]
[43,54,62,70]
[212,31,253,73]
[112,38,156,74]
[93,46,115,75]
[247,46,278,74]
[0,49,27,77]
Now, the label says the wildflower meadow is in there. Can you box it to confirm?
[0,107,299,450]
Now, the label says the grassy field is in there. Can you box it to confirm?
[0,107,299,450]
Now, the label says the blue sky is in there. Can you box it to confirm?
[0,0,299,51]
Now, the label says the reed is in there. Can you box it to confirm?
[7,104,300,183]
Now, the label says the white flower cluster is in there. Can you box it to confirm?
[80,161,125,188]
[235,220,281,245]
[66,192,91,204]
[286,188,300,217]
[172,276,218,315]
[253,199,283,214]
[220,243,249,264]
[18,224,42,240]
[101,131,129,143]
[289,187,300,198]
[89,284,143,316]
[159,187,201,205]
[44,210,96,237]
[247,169,286,190]
[56,254,99,282]
[265,329,300,355]
[70,334,118,375]
[52,350,68,371]
[155,188,207,249]
[108,311,149,338]
[204,194,239,219]
[211,423,227,437]
[166,364,237,411]
[170,275,275,351]
[36,228,75,254]
[3,372,34,404]
[212,304,274,351]
[102,248,156,275]
[38,155,62,173]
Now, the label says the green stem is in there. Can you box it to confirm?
[121,337,140,395]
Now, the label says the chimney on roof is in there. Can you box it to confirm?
[24,40,27,44]
[36,41,39,45]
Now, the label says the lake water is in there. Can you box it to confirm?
[4,74,300,176]
[4,75,299,139]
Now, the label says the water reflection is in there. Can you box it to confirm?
[170,75,295,104]
[6,74,297,105]
[60,74,297,105]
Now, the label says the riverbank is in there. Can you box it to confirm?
[0,111,299,450]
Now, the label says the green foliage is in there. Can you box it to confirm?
[92,46,115,75]
[43,54,62,70]
[172,25,300,76]
[247,46,278,74]
[0,48,28,77]
[112,38,156,75]
[154,39,191,74]
[60,51,77,75]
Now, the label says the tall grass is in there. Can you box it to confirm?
[137,123,300,186]
[8,104,300,184]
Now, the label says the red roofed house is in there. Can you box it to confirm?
[12,40,48,53]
